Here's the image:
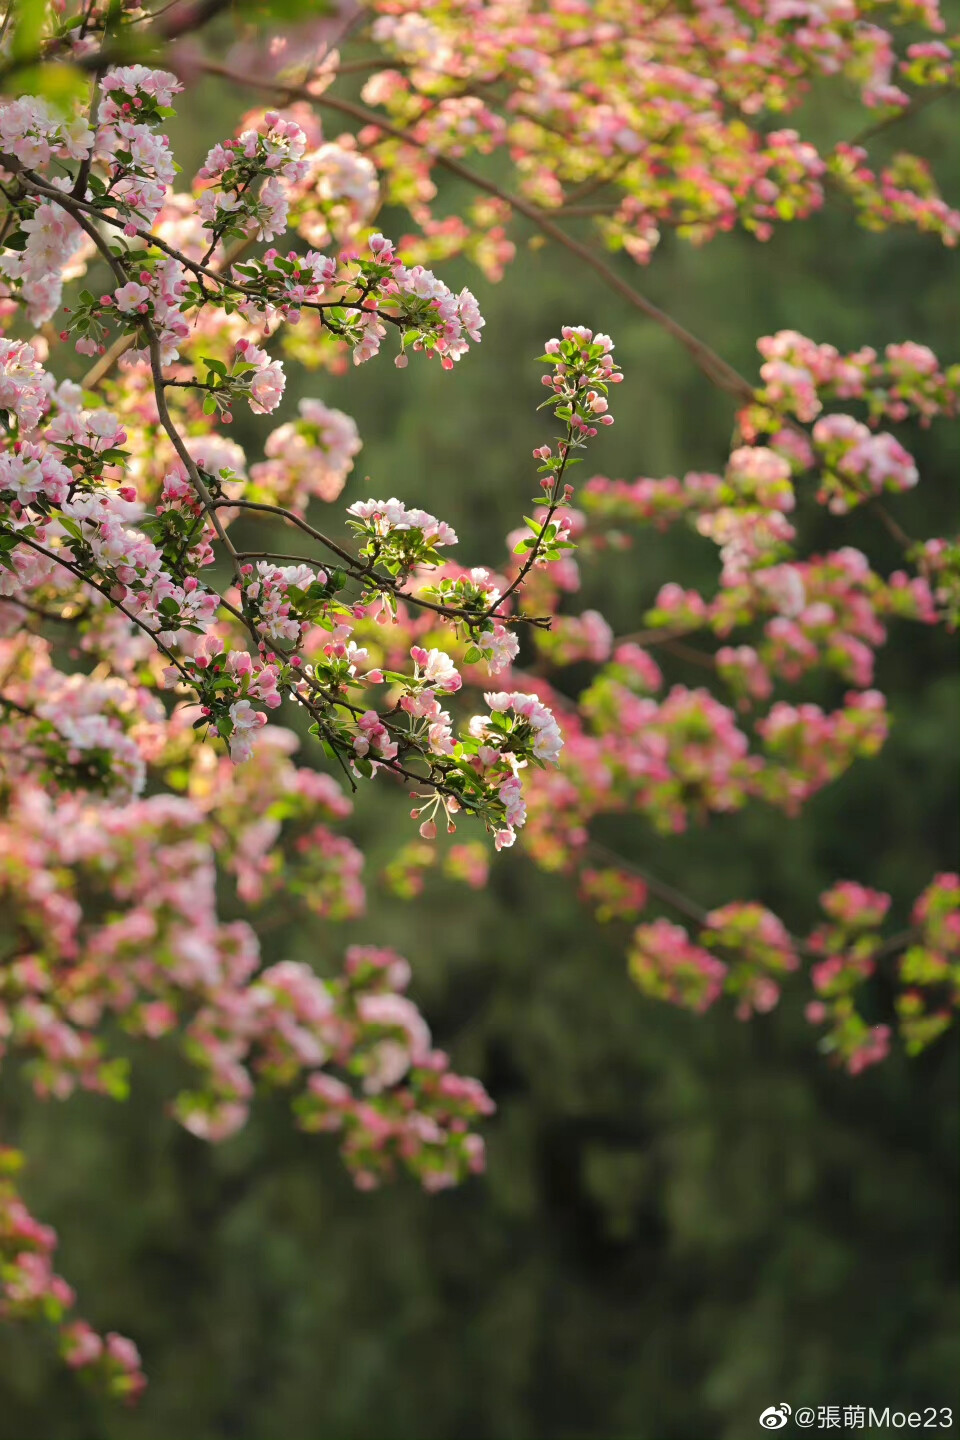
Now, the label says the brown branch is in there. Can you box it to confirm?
[146,328,244,586]
[614,625,700,647]
[82,329,133,390]
[661,637,716,669]
[871,926,920,962]
[0,596,83,623]
[195,62,757,402]
[586,840,713,929]
[583,841,923,972]
[0,690,38,721]
[848,86,955,148]
[218,499,551,629]
[871,500,914,551]
[486,418,577,620]
[236,550,330,568]
[13,533,192,679]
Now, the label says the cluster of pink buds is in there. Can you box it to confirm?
[541,327,621,442]
[0,1148,146,1402]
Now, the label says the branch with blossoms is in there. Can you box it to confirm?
[507,332,959,1070]
[0,46,627,1396]
[1,0,958,405]
[0,755,497,1172]
[179,10,959,406]
[0,697,499,1398]
[0,9,952,1066]
[367,328,960,1076]
[0,1147,146,1403]
[5,0,957,413]
[0,64,627,850]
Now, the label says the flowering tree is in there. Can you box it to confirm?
[0,0,957,1402]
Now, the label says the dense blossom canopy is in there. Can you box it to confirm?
[0,0,956,1401]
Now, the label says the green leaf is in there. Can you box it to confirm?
[11,0,47,63]
[54,514,83,541]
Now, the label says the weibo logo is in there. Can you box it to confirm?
[758,1403,792,1430]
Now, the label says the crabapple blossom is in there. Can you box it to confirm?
[0,1148,145,1401]
[629,920,728,1014]
[251,398,361,509]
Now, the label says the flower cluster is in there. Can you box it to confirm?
[196,112,310,245]
[292,945,494,1191]
[579,866,649,924]
[897,874,960,1055]
[804,882,895,1074]
[702,903,799,1019]
[628,920,728,1014]
[753,330,960,428]
[94,66,181,232]
[357,0,958,274]
[0,1148,145,1403]
[829,145,960,251]
[480,319,955,1053]
[250,397,361,509]
[346,497,458,573]
[0,761,489,1168]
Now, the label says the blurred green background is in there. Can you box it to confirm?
[0,68,958,1440]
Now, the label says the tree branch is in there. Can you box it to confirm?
[195,62,757,403]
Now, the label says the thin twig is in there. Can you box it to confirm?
[195,62,757,403]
